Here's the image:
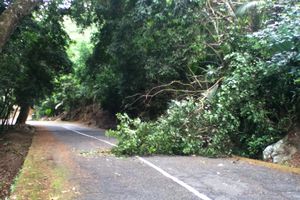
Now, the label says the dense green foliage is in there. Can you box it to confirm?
[107,0,300,158]
[0,1,71,128]
[34,17,93,119]
[65,0,237,117]
[1,0,299,159]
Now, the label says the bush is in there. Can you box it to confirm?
[107,51,299,158]
[107,1,299,158]
[107,98,231,157]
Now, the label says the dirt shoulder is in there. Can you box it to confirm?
[10,126,78,200]
[0,128,34,199]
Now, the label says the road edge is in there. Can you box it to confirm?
[233,156,300,175]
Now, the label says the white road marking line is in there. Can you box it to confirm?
[63,126,212,200]
[137,157,212,200]
[63,126,117,147]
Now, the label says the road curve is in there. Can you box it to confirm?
[29,121,300,200]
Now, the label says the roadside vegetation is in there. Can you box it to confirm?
[0,0,71,129]
[0,0,299,159]
[0,128,33,199]
[10,127,75,200]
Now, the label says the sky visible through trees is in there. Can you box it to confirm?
[0,0,299,158]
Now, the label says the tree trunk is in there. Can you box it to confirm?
[11,106,19,125]
[0,0,42,52]
[16,104,30,125]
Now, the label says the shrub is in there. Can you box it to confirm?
[107,51,299,158]
[107,2,299,158]
[107,98,231,157]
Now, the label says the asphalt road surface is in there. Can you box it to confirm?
[29,121,300,200]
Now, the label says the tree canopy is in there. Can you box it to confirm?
[0,0,42,52]
[0,0,299,158]
[0,0,71,127]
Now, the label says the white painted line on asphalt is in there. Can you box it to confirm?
[63,126,212,200]
[63,126,117,147]
[137,157,212,200]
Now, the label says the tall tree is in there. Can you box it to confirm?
[0,0,42,52]
[0,1,71,126]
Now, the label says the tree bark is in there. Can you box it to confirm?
[0,0,42,52]
[16,104,30,125]
[11,106,19,125]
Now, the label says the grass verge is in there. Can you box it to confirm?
[10,128,75,200]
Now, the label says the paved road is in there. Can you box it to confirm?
[29,121,300,200]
